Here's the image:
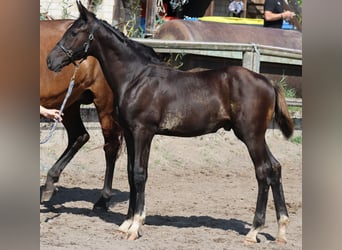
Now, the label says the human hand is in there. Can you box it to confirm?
[40,106,63,122]
[49,109,63,122]
[282,11,296,21]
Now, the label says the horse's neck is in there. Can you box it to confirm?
[91,28,143,96]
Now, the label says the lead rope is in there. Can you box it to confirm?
[40,64,80,144]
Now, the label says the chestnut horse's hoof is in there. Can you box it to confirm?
[93,200,109,211]
[40,186,57,203]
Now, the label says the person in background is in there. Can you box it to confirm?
[228,0,244,18]
[40,105,63,122]
[264,0,295,28]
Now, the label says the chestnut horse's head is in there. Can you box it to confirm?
[47,0,98,72]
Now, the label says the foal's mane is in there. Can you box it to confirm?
[99,19,163,65]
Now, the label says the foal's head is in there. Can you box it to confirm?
[47,0,98,72]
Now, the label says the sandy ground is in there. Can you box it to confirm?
[40,124,302,250]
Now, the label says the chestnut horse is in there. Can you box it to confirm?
[40,19,122,210]
[47,1,294,244]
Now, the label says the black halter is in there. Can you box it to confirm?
[57,22,98,65]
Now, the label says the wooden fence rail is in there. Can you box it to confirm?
[133,39,302,73]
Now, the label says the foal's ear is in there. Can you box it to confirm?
[76,0,90,21]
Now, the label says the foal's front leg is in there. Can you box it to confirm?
[117,131,136,234]
[118,128,153,240]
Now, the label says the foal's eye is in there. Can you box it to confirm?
[71,31,77,37]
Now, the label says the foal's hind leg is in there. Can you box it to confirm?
[232,124,274,243]
[266,145,289,243]
[239,134,289,244]
[242,137,271,243]
[41,103,89,202]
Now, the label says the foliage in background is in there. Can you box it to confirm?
[40,3,53,20]
[61,0,73,18]
[122,0,144,38]
[278,74,302,143]
[287,0,302,24]
[40,0,104,20]
[87,0,103,12]
[165,53,184,69]
[290,135,302,144]
[40,12,52,20]
[278,74,297,98]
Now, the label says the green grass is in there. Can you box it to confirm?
[278,75,298,98]
[290,135,302,144]
[288,106,302,112]
[154,159,161,167]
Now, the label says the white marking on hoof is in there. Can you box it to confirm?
[126,214,145,240]
[126,231,139,241]
[41,185,58,202]
[117,219,133,233]
[245,227,258,244]
[141,206,146,225]
[276,215,289,244]
[245,225,265,244]
[41,190,55,202]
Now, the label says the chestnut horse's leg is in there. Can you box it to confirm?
[41,102,89,202]
[118,128,152,240]
[93,104,123,210]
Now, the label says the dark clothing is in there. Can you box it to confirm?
[264,0,284,28]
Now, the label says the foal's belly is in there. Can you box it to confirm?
[157,108,229,137]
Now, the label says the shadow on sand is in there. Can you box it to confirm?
[40,186,275,241]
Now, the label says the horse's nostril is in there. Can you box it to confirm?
[46,57,52,69]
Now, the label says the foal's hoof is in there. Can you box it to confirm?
[244,232,258,245]
[115,229,128,239]
[126,232,139,241]
[115,229,139,240]
[276,237,287,244]
[243,238,257,245]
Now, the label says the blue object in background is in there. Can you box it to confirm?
[140,17,145,32]
[282,20,294,30]
[184,16,199,21]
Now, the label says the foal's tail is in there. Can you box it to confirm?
[274,84,294,139]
